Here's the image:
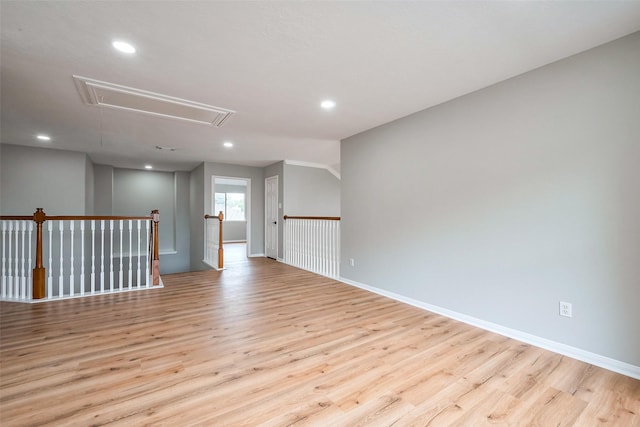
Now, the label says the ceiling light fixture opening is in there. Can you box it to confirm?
[112,40,136,54]
[144,165,153,170]
[223,141,233,148]
[321,100,336,109]
[36,134,51,141]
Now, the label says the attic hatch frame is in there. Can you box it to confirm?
[72,75,235,127]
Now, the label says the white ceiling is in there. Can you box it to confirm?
[2,1,639,172]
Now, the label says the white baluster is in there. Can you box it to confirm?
[336,222,340,278]
[325,221,330,277]
[14,221,19,297]
[100,220,105,292]
[136,220,141,288]
[47,221,53,299]
[298,220,302,268]
[293,220,298,268]
[69,221,75,297]
[290,220,295,266]
[336,222,341,278]
[286,220,291,265]
[20,221,26,299]
[27,221,33,299]
[80,221,85,296]
[297,220,302,269]
[58,221,64,298]
[331,221,336,277]
[128,220,132,289]
[7,221,13,299]
[119,220,123,291]
[145,220,150,287]
[320,221,326,276]
[330,221,335,278]
[310,220,315,273]
[308,220,313,272]
[90,220,95,293]
[324,221,329,276]
[314,221,319,274]
[1,221,6,299]
[305,220,309,270]
[304,220,309,271]
[283,219,287,264]
[109,220,114,292]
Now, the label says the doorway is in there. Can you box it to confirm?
[213,176,251,259]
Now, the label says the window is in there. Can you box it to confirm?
[215,192,246,221]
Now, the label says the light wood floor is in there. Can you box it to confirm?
[1,257,639,426]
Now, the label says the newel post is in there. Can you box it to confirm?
[151,210,160,285]
[32,208,46,299]
[218,211,224,269]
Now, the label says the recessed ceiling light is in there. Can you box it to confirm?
[223,141,233,148]
[144,165,153,170]
[112,40,136,54]
[36,134,51,141]
[321,100,336,109]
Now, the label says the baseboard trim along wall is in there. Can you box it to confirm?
[249,253,266,258]
[339,277,640,380]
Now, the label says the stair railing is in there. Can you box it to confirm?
[283,215,340,279]
[204,211,224,270]
[0,208,161,302]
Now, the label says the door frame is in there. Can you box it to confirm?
[212,175,251,258]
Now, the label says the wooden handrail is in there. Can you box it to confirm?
[1,215,153,221]
[204,211,224,269]
[283,215,341,221]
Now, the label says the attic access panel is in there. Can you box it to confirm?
[73,75,234,127]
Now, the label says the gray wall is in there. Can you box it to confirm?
[284,164,340,217]
[341,32,640,367]
[93,164,113,214]
[169,172,191,273]
[84,156,94,215]
[94,166,191,274]
[203,162,264,256]
[189,163,206,271]
[264,161,284,259]
[0,144,89,215]
[113,168,176,252]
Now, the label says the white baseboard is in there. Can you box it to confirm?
[249,253,265,258]
[223,240,246,243]
[339,276,640,380]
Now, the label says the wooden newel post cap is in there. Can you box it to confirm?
[218,211,224,221]
[33,208,46,223]
[151,209,160,222]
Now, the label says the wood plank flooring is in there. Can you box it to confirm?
[1,257,639,426]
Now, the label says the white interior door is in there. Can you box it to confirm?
[265,176,278,259]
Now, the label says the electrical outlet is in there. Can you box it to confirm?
[349,258,355,267]
[559,301,572,318]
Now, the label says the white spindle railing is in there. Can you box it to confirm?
[1,212,160,302]
[283,216,340,279]
[203,212,224,270]
[1,220,33,300]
